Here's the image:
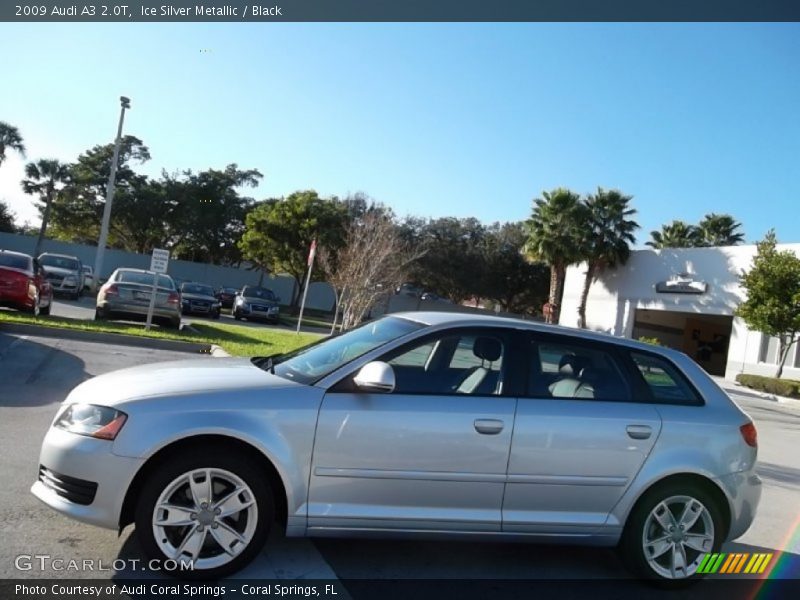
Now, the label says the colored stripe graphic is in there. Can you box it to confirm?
[720,553,737,573]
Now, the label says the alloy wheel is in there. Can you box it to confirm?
[642,494,715,579]
[152,468,258,570]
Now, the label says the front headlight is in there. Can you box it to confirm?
[64,276,77,285]
[54,404,127,440]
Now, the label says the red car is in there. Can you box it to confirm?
[0,249,53,316]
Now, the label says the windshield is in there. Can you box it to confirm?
[182,283,215,296]
[40,255,80,271]
[267,316,425,385]
[242,286,276,300]
[0,254,31,271]
[117,271,175,290]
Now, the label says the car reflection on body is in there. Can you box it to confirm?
[32,312,760,583]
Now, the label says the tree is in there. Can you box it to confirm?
[697,213,745,247]
[47,136,151,245]
[736,231,800,379]
[21,159,69,256]
[406,217,487,304]
[0,200,16,232]
[162,164,261,263]
[478,222,550,316]
[523,188,587,324]
[646,220,702,249]
[577,189,639,328]
[0,122,25,167]
[239,191,348,306]
[319,207,424,330]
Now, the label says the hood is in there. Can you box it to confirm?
[65,357,302,407]
[182,292,217,302]
[44,266,80,277]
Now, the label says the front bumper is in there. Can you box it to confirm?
[716,469,762,540]
[238,305,280,320]
[30,426,144,530]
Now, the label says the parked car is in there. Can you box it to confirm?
[95,268,181,329]
[233,285,280,323]
[31,312,760,582]
[179,282,221,319]
[38,253,84,300]
[82,265,95,292]
[395,282,423,297]
[0,249,53,315]
[215,286,239,310]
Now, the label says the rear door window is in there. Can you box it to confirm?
[630,352,701,405]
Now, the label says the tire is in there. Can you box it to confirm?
[619,481,724,586]
[40,300,51,316]
[24,292,40,317]
[212,311,220,320]
[233,310,242,321]
[134,448,273,580]
[95,308,107,321]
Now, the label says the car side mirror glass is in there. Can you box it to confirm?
[353,361,395,393]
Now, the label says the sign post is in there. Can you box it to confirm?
[296,239,316,334]
[145,248,170,331]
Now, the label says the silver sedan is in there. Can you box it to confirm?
[31,312,761,583]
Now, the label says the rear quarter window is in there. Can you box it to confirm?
[630,351,702,406]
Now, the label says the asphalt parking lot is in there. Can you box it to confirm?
[0,331,798,596]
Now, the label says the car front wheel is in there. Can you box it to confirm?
[620,482,723,586]
[134,449,273,579]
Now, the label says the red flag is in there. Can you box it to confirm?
[307,239,317,266]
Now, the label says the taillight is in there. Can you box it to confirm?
[167,292,180,304]
[740,422,758,448]
[104,284,119,297]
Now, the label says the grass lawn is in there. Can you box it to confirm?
[0,311,321,357]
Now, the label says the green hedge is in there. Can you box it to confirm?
[735,374,800,399]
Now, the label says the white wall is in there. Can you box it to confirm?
[559,244,800,381]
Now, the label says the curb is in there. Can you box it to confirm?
[724,381,800,409]
[0,322,212,354]
[210,344,231,357]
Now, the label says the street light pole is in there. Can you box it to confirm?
[93,96,130,287]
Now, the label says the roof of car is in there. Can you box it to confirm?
[0,249,31,258]
[38,252,80,259]
[390,311,681,356]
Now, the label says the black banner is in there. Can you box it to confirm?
[3,0,800,23]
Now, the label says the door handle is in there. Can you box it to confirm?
[474,419,504,435]
[626,425,652,440]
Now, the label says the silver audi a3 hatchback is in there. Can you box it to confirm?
[32,312,761,583]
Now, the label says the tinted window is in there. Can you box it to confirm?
[527,339,630,401]
[0,253,32,271]
[117,271,175,289]
[242,286,276,300]
[384,331,506,396]
[39,255,80,270]
[631,352,701,405]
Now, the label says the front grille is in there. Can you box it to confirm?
[191,301,210,309]
[38,465,98,505]
[46,274,64,283]
[251,304,272,312]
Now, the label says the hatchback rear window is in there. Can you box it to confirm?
[0,253,31,270]
[117,271,175,289]
[630,352,701,405]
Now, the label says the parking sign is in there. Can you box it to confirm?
[150,248,170,273]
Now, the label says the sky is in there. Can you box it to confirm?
[1,22,799,247]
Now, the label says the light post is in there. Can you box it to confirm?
[93,96,130,288]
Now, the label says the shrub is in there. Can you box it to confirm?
[736,374,800,398]
[638,336,664,346]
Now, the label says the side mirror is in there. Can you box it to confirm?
[353,361,395,393]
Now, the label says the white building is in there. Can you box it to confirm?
[558,244,800,381]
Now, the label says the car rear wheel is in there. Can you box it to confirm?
[94,308,107,321]
[620,482,723,586]
[40,299,51,316]
[135,449,273,580]
[233,309,242,321]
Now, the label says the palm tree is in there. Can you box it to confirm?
[698,213,745,246]
[577,189,639,329]
[0,121,26,167]
[646,220,702,249]
[21,159,70,256]
[523,188,587,324]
